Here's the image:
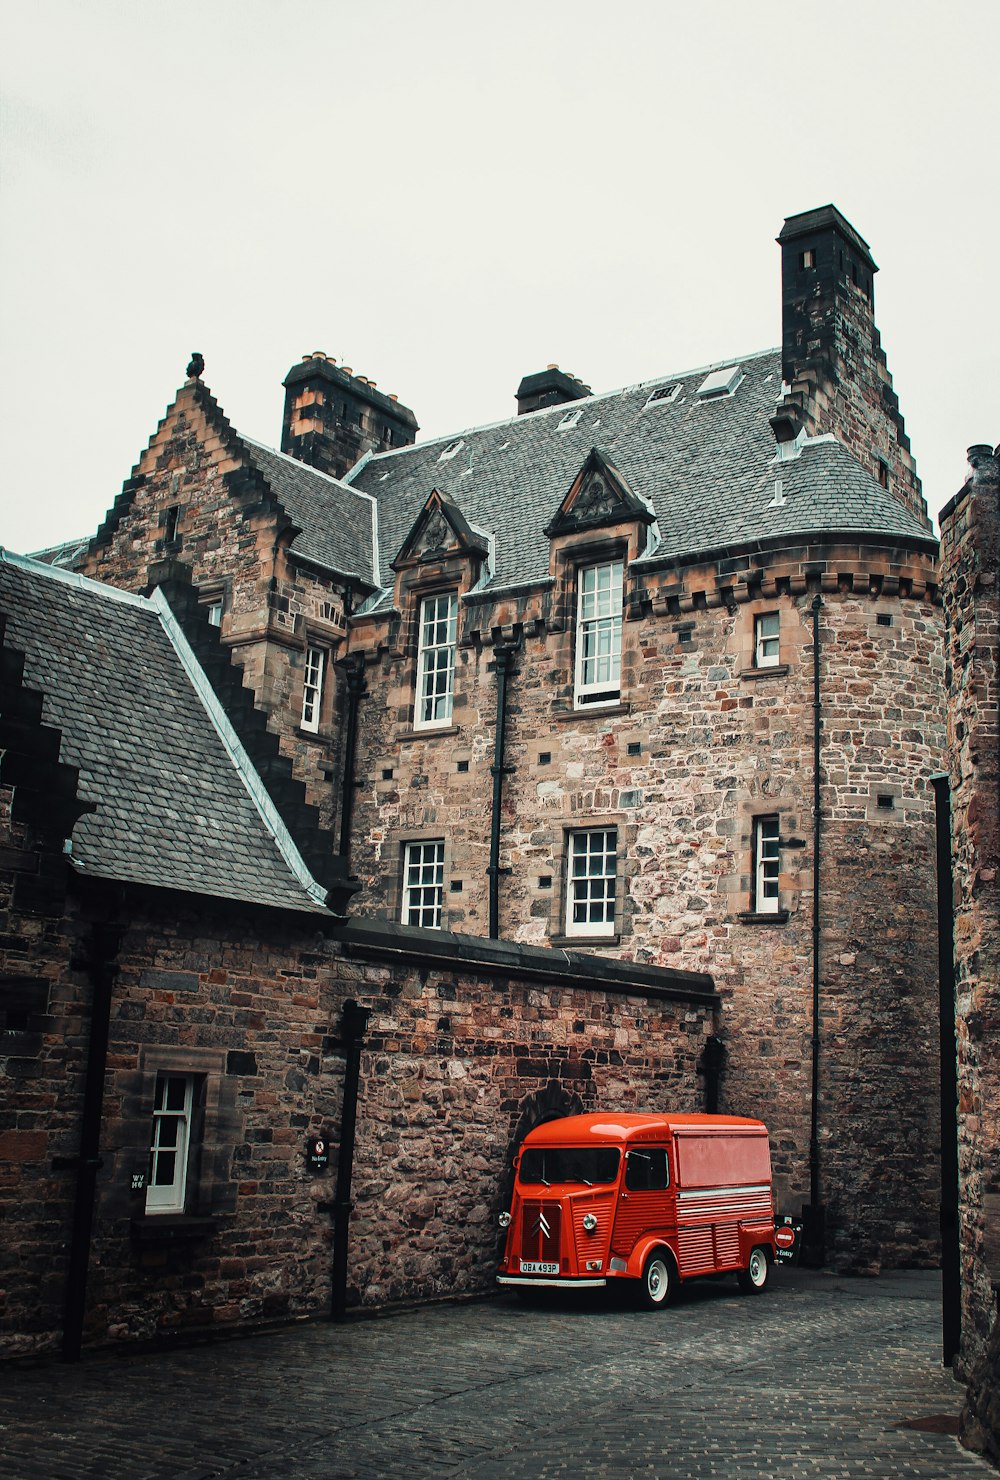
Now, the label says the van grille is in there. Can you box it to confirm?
[520,1201,561,1264]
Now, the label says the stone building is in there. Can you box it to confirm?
[939,444,1000,1463]
[1,203,953,1353]
[0,551,714,1355]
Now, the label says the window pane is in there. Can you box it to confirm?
[568,829,617,934]
[416,594,457,727]
[403,841,445,928]
[576,562,623,703]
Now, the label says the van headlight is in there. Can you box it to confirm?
[582,1213,598,1233]
[498,1211,512,1228]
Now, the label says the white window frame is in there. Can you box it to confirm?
[146,1073,194,1213]
[753,816,781,914]
[402,840,446,928]
[206,601,223,628]
[754,612,780,668]
[574,560,623,708]
[415,593,457,729]
[301,645,325,732]
[566,828,618,937]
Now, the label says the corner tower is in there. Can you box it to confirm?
[776,205,927,526]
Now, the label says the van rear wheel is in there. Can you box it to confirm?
[737,1246,770,1294]
[636,1248,674,1309]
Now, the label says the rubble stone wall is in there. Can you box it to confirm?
[346,536,946,1267]
[940,446,1000,1463]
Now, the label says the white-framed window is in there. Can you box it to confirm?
[754,612,780,668]
[146,1073,194,1213]
[575,560,623,707]
[415,593,457,729]
[301,646,325,732]
[402,840,446,928]
[566,828,618,936]
[753,816,781,914]
[206,601,223,628]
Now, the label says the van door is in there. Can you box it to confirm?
[610,1146,672,1260]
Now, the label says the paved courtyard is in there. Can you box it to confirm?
[0,1268,992,1479]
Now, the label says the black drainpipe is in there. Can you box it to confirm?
[487,640,519,940]
[338,654,367,861]
[62,919,122,1361]
[802,593,826,1266]
[330,998,371,1321]
[931,772,961,1367]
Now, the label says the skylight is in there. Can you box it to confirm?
[697,367,743,399]
[438,439,464,462]
[558,408,583,429]
[644,383,681,407]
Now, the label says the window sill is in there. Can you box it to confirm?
[550,933,621,949]
[399,724,460,741]
[740,665,789,681]
[737,910,790,925]
[130,1214,220,1244]
[555,702,631,721]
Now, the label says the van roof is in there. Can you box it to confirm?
[522,1113,768,1146]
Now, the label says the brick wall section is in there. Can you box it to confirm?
[346,536,945,1267]
[940,445,1000,1462]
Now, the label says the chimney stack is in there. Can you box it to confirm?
[775,204,926,525]
[281,353,418,480]
[516,364,591,417]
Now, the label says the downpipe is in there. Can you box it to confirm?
[62,921,122,1361]
[931,772,961,1367]
[802,594,826,1267]
[330,998,371,1322]
[487,640,519,940]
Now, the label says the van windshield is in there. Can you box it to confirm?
[518,1147,620,1186]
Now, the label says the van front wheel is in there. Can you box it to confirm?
[637,1248,674,1309]
[737,1246,770,1294]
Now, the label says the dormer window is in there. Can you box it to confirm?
[415,592,457,728]
[575,560,623,707]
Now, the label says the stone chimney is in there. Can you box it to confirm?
[516,364,591,417]
[281,353,419,480]
[775,205,927,527]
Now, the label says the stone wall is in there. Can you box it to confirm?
[346,535,946,1267]
[940,445,1000,1463]
[1,860,714,1355]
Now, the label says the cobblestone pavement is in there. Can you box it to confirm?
[0,1269,992,1479]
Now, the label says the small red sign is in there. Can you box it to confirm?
[775,1226,797,1249]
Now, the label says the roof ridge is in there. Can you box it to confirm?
[364,346,782,462]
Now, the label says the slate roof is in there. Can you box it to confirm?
[348,347,936,591]
[0,552,332,915]
[242,438,377,586]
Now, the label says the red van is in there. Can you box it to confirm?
[496,1113,776,1307]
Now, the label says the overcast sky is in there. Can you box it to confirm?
[1,0,996,556]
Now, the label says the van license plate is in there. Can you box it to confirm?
[520,1261,559,1275]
